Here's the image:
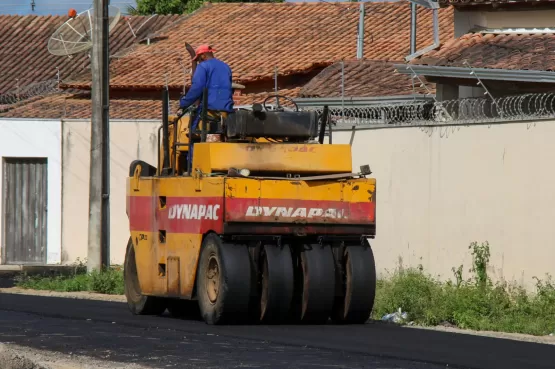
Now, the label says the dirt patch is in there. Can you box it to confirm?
[0,344,46,369]
[0,343,149,369]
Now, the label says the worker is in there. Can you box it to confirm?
[178,44,234,164]
[179,44,234,127]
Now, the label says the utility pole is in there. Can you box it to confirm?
[88,0,110,273]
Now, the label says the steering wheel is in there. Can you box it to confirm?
[262,95,299,112]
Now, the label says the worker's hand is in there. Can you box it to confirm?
[176,108,184,116]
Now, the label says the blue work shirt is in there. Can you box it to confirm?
[179,58,234,112]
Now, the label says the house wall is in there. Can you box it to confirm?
[441,8,555,102]
[61,119,160,265]
[0,119,62,265]
[454,9,555,36]
[337,119,555,290]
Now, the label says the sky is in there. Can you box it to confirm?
[0,0,387,16]
[1,0,138,16]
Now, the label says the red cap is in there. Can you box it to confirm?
[193,44,216,60]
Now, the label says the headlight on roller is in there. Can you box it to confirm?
[239,168,250,177]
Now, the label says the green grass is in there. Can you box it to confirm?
[14,262,124,295]
[12,242,555,336]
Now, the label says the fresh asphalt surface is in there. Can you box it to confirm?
[0,293,553,369]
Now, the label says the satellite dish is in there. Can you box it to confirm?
[47,6,122,56]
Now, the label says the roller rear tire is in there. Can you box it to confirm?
[331,242,377,324]
[291,244,336,324]
[259,244,294,323]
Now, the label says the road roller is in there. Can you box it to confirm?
[124,89,377,325]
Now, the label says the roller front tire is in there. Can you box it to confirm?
[124,238,167,316]
[196,234,253,325]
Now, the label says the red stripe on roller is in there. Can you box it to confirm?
[225,198,375,224]
[128,196,224,234]
[128,196,156,232]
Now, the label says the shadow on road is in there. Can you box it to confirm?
[0,293,554,369]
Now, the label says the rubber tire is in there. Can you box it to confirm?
[124,238,167,315]
[260,244,294,323]
[167,299,202,320]
[295,244,336,324]
[331,242,377,324]
[196,234,253,325]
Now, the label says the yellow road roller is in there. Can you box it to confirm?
[124,89,377,325]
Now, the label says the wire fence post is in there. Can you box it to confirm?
[463,60,504,118]
[296,91,555,129]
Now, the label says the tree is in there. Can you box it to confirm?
[129,0,283,15]
[127,0,186,15]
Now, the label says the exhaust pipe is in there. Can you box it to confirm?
[318,105,329,144]
[161,87,171,175]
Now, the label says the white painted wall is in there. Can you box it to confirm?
[454,9,555,36]
[335,121,555,290]
[0,119,62,265]
[61,119,160,265]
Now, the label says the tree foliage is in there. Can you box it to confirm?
[129,0,284,15]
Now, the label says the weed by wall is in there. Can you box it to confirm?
[373,241,555,336]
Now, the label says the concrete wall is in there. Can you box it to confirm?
[59,117,555,289]
[0,119,62,265]
[335,120,555,289]
[61,119,160,265]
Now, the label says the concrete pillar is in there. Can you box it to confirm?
[459,85,485,99]
[436,83,459,102]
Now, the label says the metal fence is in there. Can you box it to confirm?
[0,79,59,107]
[299,92,555,128]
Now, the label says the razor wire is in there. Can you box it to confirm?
[299,93,555,127]
[0,79,60,107]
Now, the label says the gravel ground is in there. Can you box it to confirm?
[0,343,149,369]
[2,287,554,346]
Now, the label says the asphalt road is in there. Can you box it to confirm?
[0,293,554,369]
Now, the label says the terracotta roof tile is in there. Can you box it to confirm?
[63,2,454,90]
[300,59,433,98]
[0,92,180,120]
[0,89,302,120]
[0,14,182,95]
[234,88,302,107]
[410,32,555,71]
